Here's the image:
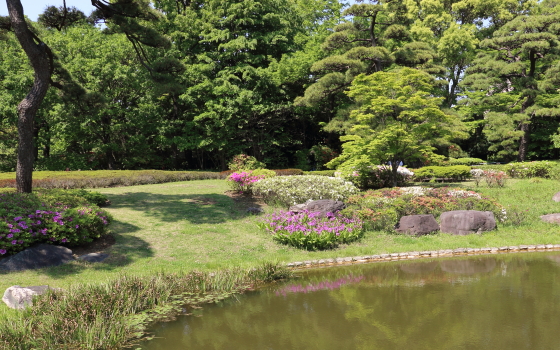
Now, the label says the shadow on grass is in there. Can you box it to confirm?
[106,192,263,224]
[0,220,154,279]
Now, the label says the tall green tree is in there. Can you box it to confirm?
[461,0,560,161]
[327,68,466,185]
[150,0,332,169]
[3,0,171,192]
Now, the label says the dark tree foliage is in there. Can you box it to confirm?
[462,1,560,161]
[38,5,89,31]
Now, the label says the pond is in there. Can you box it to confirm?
[139,252,560,350]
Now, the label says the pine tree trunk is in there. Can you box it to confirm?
[7,0,52,193]
[517,122,530,162]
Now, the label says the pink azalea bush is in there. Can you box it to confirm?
[258,210,363,250]
[227,171,266,193]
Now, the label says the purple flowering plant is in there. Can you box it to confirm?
[258,210,363,250]
[0,192,112,256]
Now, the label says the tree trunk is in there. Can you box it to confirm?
[7,0,52,193]
[517,122,530,162]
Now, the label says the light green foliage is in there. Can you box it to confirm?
[503,161,554,178]
[413,165,472,181]
[250,169,277,179]
[327,68,467,186]
[251,175,359,207]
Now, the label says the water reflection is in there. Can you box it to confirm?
[440,258,496,274]
[275,275,364,296]
[140,253,560,350]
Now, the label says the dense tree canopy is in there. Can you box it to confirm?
[1,0,560,179]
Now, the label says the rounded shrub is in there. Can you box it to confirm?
[228,154,265,171]
[251,175,359,207]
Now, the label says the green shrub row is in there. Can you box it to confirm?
[0,171,223,189]
[503,161,554,178]
[413,165,472,181]
[303,170,336,177]
[448,157,485,166]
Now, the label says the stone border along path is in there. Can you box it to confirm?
[285,244,560,269]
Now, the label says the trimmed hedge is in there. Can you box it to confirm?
[448,157,485,166]
[413,165,472,182]
[303,170,336,177]
[0,171,224,189]
[272,169,304,176]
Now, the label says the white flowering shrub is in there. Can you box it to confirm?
[251,175,359,207]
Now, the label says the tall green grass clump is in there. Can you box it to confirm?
[0,263,290,350]
[251,175,359,207]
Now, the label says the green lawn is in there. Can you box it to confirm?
[1,177,559,297]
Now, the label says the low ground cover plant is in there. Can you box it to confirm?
[0,190,111,255]
[251,175,359,207]
[342,186,505,231]
[258,210,364,250]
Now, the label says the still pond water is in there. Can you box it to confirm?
[140,252,560,350]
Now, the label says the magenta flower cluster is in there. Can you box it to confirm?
[0,193,112,256]
[227,171,265,193]
[276,275,364,296]
[258,210,363,250]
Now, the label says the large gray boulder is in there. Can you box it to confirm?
[440,210,496,235]
[0,244,74,272]
[289,199,346,217]
[395,214,439,236]
[541,213,560,224]
[553,192,560,202]
[2,285,53,310]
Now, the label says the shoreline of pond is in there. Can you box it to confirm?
[286,243,560,269]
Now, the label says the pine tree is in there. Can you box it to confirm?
[462,0,560,161]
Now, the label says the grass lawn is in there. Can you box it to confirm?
[1,177,559,319]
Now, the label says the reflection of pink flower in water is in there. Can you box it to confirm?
[275,275,364,296]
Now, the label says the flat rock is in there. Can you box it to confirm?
[2,285,53,309]
[289,199,345,217]
[541,213,560,224]
[0,244,74,272]
[440,210,496,235]
[77,253,109,263]
[395,214,439,236]
[553,192,560,202]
